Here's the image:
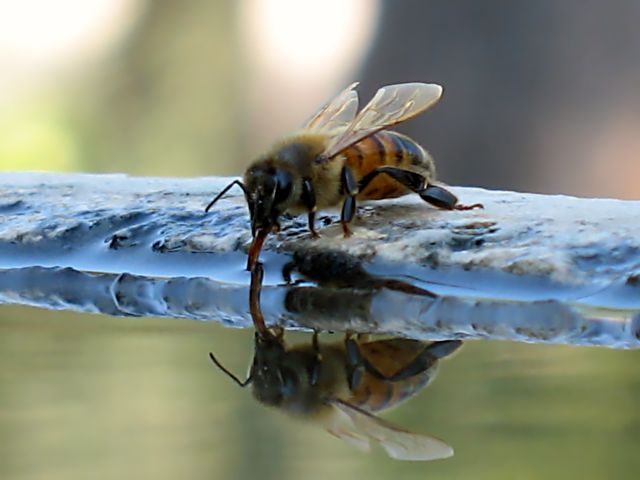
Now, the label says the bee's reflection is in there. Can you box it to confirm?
[209,263,461,461]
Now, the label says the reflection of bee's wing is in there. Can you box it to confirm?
[302,82,360,133]
[325,398,453,461]
[322,83,443,159]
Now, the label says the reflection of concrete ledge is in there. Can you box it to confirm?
[0,267,637,348]
[0,173,638,347]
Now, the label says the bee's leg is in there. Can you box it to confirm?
[282,261,296,284]
[377,278,437,298]
[358,166,425,192]
[340,166,359,237]
[425,339,463,359]
[302,178,319,238]
[386,340,463,382]
[346,341,391,382]
[358,166,483,210]
[344,333,404,386]
[421,184,483,210]
[308,330,322,386]
[345,338,463,383]
[307,211,318,237]
[272,325,285,340]
[344,333,364,389]
[281,261,306,285]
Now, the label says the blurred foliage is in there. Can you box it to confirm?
[2,1,640,197]
[0,99,79,171]
[1,307,639,480]
[0,2,242,177]
[70,1,241,176]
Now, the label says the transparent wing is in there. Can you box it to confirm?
[325,399,453,461]
[323,83,443,159]
[302,82,360,133]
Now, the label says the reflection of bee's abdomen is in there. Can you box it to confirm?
[351,372,431,413]
[343,131,435,200]
[348,339,435,412]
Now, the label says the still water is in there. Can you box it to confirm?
[1,305,639,480]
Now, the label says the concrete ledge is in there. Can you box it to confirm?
[0,172,638,347]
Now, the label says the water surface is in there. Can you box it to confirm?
[2,306,639,480]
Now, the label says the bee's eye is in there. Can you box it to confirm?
[274,170,293,205]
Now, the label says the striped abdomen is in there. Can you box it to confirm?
[342,130,436,200]
[347,339,436,413]
[349,369,431,413]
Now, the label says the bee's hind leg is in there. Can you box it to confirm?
[358,166,483,210]
[421,184,483,211]
[425,339,463,360]
[344,334,365,389]
[384,340,463,382]
[344,334,398,384]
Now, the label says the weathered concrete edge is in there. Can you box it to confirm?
[0,172,639,291]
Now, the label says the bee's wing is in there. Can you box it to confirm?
[302,82,360,133]
[323,83,443,159]
[325,398,453,461]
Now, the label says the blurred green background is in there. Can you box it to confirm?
[1,1,640,479]
[1,1,639,196]
[2,307,640,480]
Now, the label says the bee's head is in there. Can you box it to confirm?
[243,163,294,236]
[203,157,296,270]
[241,162,294,270]
[207,330,297,407]
[249,331,298,407]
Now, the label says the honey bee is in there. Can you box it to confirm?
[208,264,462,461]
[205,82,483,270]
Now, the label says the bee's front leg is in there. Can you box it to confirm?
[302,178,320,238]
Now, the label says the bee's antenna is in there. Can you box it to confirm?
[208,352,252,387]
[205,180,248,212]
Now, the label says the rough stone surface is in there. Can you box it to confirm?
[0,173,638,347]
